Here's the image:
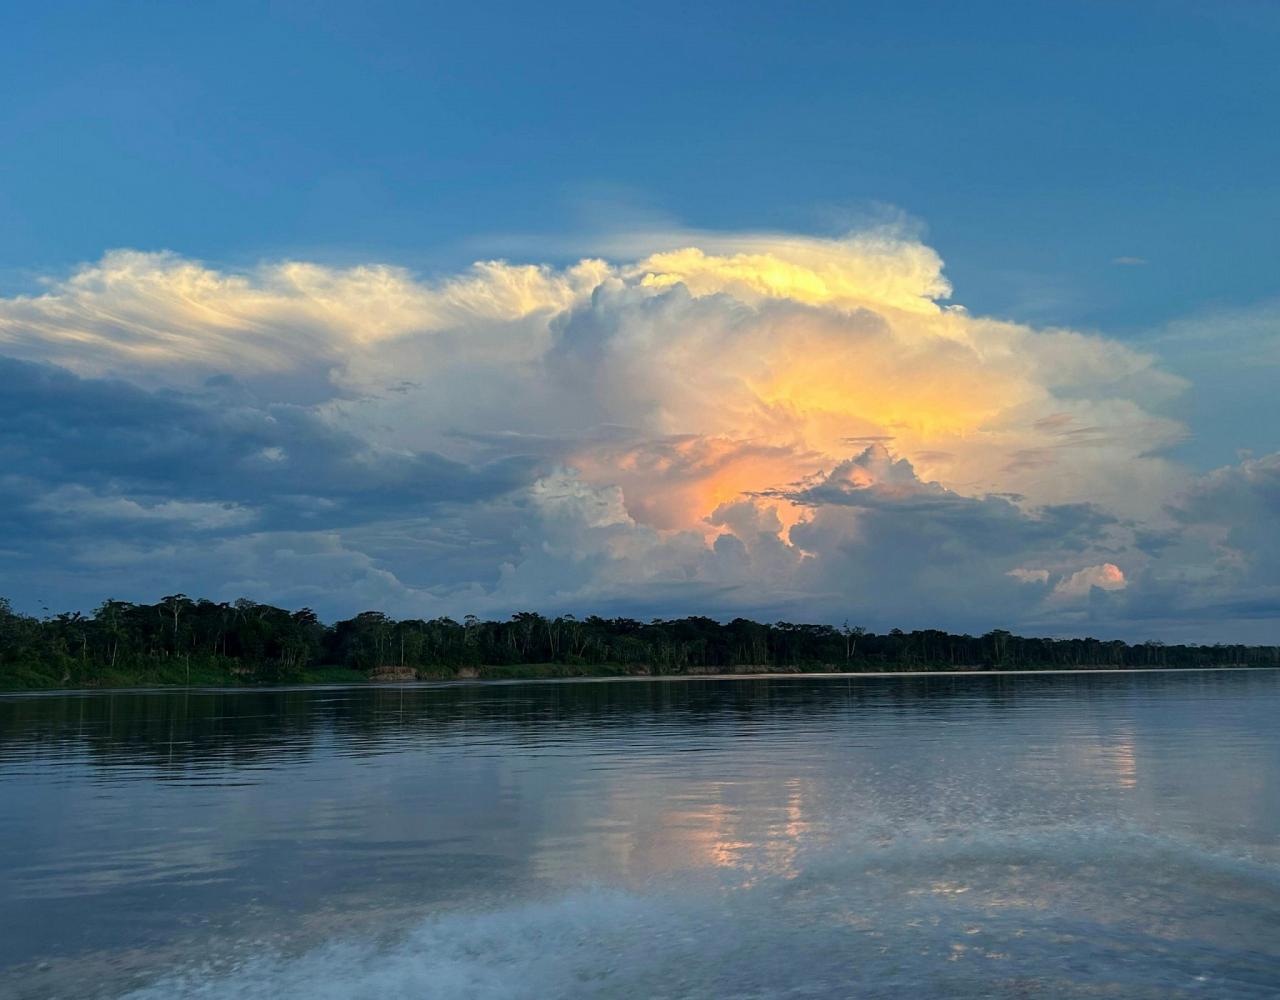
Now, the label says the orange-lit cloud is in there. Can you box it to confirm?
[0,229,1219,628]
[1051,563,1127,600]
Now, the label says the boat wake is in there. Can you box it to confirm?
[122,823,1280,999]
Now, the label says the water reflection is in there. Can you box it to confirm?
[1,671,1278,998]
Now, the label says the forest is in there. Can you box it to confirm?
[1,594,1277,689]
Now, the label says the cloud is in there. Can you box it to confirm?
[1008,568,1050,585]
[1166,452,1280,610]
[0,229,1270,637]
[0,250,609,398]
[632,233,951,314]
[32,486,255,531]
[1051,563,1127,600]
[0,356,537,614]
[1139,300,1280,470]
[1112,256,1148,266]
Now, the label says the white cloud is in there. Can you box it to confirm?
[0,228,1270,635]
[1008,568,1050,585]
[0,250,609,390]
[33,486,255,530]
[1051,563,1127,601]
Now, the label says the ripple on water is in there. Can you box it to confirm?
[0,671,1277,998]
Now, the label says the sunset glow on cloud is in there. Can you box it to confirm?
[0,230,1274,637]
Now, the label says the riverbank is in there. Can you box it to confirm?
[0,661,641,690]
[2,660,1271,692]
[0,663,367,691]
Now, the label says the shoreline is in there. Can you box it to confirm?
[2,664,1275,697]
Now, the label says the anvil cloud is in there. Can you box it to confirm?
[0,232,1273,638]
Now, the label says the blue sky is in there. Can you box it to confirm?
[5,1,1278,328]
[1,1,1278,637]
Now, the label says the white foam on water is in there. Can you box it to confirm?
[122,823,1280,1000]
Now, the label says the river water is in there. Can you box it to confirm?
[1,670,1278,998]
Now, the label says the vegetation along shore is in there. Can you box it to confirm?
[2,595,1277,691]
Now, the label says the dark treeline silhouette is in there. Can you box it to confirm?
[2,594,1277,688]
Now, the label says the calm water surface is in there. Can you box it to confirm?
[2,670,1279,998]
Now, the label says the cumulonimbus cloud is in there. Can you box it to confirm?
[0,230,1271,636]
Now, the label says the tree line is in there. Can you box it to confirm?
[2,594,1277,687]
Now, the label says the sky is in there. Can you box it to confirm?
[1,1,1278,640]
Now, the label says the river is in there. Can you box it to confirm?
[2,670,1278,998]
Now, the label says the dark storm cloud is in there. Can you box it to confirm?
[1,358,535,512]
[0,357,538,551]
[773,446,1118,558]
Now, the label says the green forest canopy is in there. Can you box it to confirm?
[2,595,1277,688]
